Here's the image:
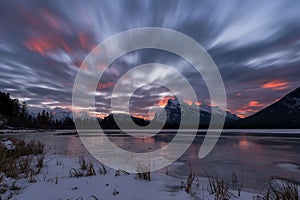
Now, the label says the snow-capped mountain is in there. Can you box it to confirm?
[153,98,240,126]
[235,87,300,128]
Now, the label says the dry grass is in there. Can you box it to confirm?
[9,181,21,191]
[35,155,44,174]
[0,174,8,194]
[99,164,108,175]
[136,164,151,181]
[19,156,33,177]
[207,175,232,200]
[185,163,195,194]
[112,186,119,196]
[75,195,100,200]
[79,156,87,170]
[55,175,58,184]
[28,168,37,183]
[230,172,243,197]
[115,169,129,177]
[4,138,44,158]
[5,160,19,178]
[0,137,45,192]
[204,170,244,199]
[70,157,97,177]
[56,159,63,166]
[69,168,84,177]
[255,178,299,200]
[0,187,7,195]
[85,162,96,176]
[88,195,100,200]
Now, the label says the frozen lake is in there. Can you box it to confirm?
[1,129,300,191]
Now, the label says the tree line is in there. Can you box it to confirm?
[0,91,74,129]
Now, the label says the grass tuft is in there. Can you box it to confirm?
[0,138,45,178]
[19,156,33,177]
[85,162,96,176]
[255,178,299,200]
[70,157,97,177]
[99,164,108,175]
[69,168,84,177]
[35,155,44,174]
[136,164,151,181]
[207,175,232,200]
[115,169,129,177]
[78,156,87,171]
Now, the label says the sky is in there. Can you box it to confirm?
[0,0,300,118]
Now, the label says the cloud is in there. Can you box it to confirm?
[157,96,175,107]
[261,80,289,91]
[0,0,300,118]
[248,101,264,107]
[97,82,115,90]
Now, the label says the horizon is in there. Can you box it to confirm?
[10,85,298,120]
[1,1,300,119]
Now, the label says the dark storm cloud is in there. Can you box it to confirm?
[0,0,300,117]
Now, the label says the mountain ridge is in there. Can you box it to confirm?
[232,87,300,128]
[153,98,240,128]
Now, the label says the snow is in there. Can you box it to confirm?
[0,129,36,134]
[0,151,257,200]
[278,163,300,172]
[1,139,15,150]
[6,154,192,200]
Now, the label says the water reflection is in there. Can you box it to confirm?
[238,138,251,149]
[169,134,300,190]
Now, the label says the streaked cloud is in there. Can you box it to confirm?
[248,101,264,107]
[0,0,299,118]
[261,80,289,91]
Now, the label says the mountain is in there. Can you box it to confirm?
[234,87,300,128]
[100,113,150,129]
[153,98,240,128]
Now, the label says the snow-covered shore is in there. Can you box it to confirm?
[2,153,255,200]
[0,141,254,200]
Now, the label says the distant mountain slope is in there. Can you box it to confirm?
[234,87,300,128]
[100,113,150,129]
